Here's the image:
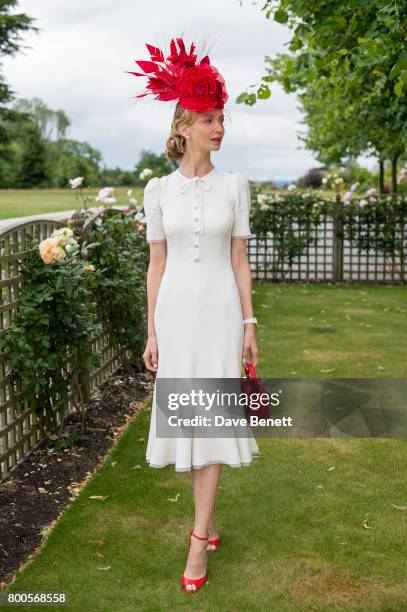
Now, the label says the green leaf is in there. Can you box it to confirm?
[394,79,404,96]
[235,92,248,104]
[274,9,288,24]
[257,84,271,99]
[283,76,291,92]
[400,69,407,84]
[289,37,303,52]
[389,62,401,80]
[56,275,64,291]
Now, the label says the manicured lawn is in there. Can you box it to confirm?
[254,282,407,377]
[0,187,143,219]
[5,282,407,610]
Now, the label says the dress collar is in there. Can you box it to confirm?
[176,166,217,182]
[176,167,217,193]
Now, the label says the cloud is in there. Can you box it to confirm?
[2,0,369,181]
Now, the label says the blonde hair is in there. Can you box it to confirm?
[166,103,199,161]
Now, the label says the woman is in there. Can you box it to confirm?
[129,36,260,593]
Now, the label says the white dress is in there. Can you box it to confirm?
[143,166,260,471]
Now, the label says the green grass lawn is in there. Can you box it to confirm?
[5,283,407,610]
[255,282,407,378]
[0,188,144,219]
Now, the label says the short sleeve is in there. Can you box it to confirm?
[143,177,166,243]
[231,172,254,239]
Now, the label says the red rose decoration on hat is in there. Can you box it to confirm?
[125,37,228,113]
[176,64,228,112]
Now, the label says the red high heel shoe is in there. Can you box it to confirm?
[181,530,208,593]
[188,528,221,551]
[207,534,221,551]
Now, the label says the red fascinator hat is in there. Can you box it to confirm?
[126,37,228,113]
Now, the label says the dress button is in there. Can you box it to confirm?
[194,216,199,221]
[194,243,199,248]
[193,227,200,234]
[193,256,199,262]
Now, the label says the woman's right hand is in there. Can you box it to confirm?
[144,335,159,372]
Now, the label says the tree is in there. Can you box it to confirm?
[0,2,39,172]
[237,0,407,191]
[19,123,48,187]
[13,97,70,141]
[47,139,103,187]
[0,1,39,104]
[134,150,176,185]
[99,166,137,187]
[297,168,325,189]
[296,73,405,191]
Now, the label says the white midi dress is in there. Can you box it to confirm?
[143,166,260,471]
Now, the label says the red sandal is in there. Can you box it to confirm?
[188,528,221,551]
[181,530,208,593]
[207,535,221,551]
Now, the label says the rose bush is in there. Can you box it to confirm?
[1,231,102,440]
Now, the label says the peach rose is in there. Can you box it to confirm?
[39,238,66,264]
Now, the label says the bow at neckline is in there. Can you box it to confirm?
[178,175,212,193]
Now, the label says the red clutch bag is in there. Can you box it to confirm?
[241,362,270,420]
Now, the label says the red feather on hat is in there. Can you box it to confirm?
[125,36,228,112]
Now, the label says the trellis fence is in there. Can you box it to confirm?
[0,209,133,480]
[247,194,406,284]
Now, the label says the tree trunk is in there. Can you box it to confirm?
[379,159,385,194]
[391,154,399,194]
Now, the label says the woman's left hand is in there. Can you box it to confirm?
[242,324,258,367]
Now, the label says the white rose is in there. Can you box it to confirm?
[69,176,84,189]
[256,194,268,205]
[140,168,153,180]
[95,187,115,202]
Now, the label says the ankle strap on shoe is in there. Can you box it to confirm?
[191,530,208,541]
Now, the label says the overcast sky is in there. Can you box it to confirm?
[3,0,375,181]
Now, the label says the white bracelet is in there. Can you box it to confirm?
[243,317,257,326]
